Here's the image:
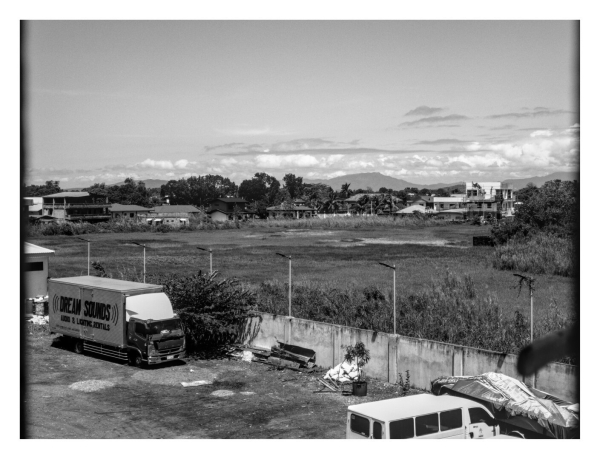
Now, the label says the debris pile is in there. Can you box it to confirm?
[230,341,317,372]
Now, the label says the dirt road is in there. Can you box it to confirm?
[24,326,413,438]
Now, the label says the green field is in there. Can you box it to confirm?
[29,224,575,319]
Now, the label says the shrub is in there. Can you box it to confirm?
[492,232,573,277]
[253,270,575,360]
[152,271,260,351]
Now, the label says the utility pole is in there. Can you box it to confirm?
[378,262,397,335]
[131,242,147,283]
[276,253,292,317]
[75,237,91,275]
[514,273,536,387]
[197,247,213,274]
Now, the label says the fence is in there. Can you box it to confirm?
[247,313,578,403]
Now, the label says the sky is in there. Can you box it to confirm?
[24,20,579,188]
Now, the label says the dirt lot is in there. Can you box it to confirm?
[23,325,418,439]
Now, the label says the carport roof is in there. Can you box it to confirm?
[24,242,55,255]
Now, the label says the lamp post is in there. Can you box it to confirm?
[131,242,147,283]
[197,247,213,274]
[514,273,536,387]
[276,252,292,317]
[378,262,396,335]
[75,237,91,275]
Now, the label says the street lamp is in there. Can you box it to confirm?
[378,262,396,335]
[276,252,292,317]
[514,273,536,387]
[130,242,147,283]
[197,247,213,274]
[75,237,91,276]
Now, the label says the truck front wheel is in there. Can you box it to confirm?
[74,339,84,354]
[128,351,143,368]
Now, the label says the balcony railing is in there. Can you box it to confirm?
[43,203,110,209]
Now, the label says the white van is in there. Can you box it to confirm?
[346,394,499,439]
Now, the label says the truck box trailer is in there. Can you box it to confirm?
[49,276,186,366]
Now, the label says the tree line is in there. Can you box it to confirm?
[24,173,462,217]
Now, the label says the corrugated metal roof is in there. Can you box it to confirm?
[43,192,90,198]
[49,275,162,292]
[152,205,201,213]
[109,204,151,212]
[395,204,426,214]
[24,242,55,255]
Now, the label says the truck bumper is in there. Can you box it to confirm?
[147,349,186,365]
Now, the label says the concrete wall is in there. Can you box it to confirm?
[248,314,578,403]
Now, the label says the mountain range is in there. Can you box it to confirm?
[71,171,577,192]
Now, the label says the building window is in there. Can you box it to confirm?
[130,213,134,218]
[486,203,492,209]
[25,262,44,272]
[477,203,482,209]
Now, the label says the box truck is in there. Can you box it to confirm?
[49,276,186,367]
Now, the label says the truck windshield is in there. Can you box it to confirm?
[146,319,182,335]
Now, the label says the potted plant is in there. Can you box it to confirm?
[344,342,370,396]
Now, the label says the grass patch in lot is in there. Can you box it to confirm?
[28,224,575,329]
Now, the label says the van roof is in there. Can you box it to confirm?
[348,394,485,422]
[49,275,162,292]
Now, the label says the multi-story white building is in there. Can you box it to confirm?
[465,181,515,217]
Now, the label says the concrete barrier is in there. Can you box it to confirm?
[247,313,578,403]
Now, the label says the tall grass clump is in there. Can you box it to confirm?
[253,270,575,361]
[26,214,457,236]
[492,232,572,277]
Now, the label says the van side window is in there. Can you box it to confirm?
[373,421,383,439]
[468,408,495,426]
[415,413,439,436]
[350,414,370,437]
[440,409,463,431]
[389,418,414,439]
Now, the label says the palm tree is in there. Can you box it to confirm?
[340,182,352,199]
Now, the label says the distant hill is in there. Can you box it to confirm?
[503,172,578,190]
[304,172,462,191]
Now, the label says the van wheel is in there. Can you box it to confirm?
[128,351,143,368]
[74,339,84,354]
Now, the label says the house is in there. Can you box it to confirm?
[394,204,427,216]
[408,196,434,209]
[436,208,467,221]
[206,198,254,222]
[433,196,466,212]
[148,205,202,226]
[465,181,515,219]
[109,204,152,220]
[24,242,55,299]
[266,204,317,219]
[41,192,110,223]
[24,197,43,217]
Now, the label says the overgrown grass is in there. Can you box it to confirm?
[27,215,455,236]
[492,232,573,277]
[251,271,576,363]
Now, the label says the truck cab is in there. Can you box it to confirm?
[127,316,185,366]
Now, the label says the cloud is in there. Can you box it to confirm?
[255,154,321,169]
[488,124,517,131]
[204,142,247,152]
[398,114,469,127]
[530,130,553,137]
[487,108,573,119]
[413,139,469,145]
[139,159,174,169]
[404,106,445,117]
[214,126,292,136]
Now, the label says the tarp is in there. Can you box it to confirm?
[431,372,579,439]
[395,204,426,214]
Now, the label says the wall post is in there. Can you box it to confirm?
[388,337,398,384]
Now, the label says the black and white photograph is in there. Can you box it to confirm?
[16,8,586,444]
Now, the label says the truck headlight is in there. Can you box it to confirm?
[148,347,158,356]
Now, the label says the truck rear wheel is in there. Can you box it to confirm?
[74,339,84,354]
[128,351,143,368]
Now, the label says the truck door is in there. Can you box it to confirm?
[81,289,94,340]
